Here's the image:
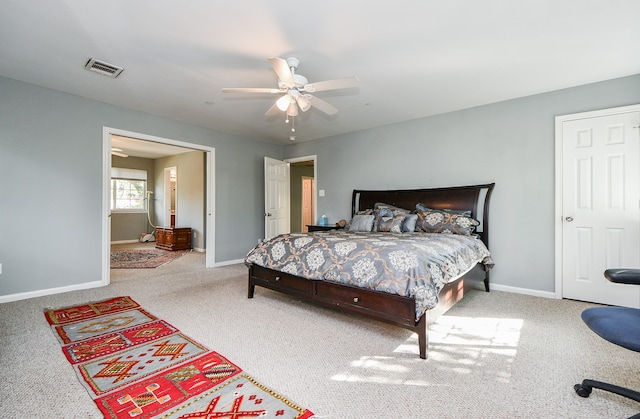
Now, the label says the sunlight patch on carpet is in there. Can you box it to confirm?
[429,316,523,347]
[331,316,522,386]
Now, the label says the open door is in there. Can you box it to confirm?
[264,157,290,240]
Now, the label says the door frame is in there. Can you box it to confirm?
[102,127,216,287]
[554,104,640,299]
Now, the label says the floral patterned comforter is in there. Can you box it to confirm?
[245,230,494,319]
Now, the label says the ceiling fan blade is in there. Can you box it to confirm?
[221,87,281,94]
[264,102,281,116]
[268,57,295,86]
[308,95,338,115]
[303,77,360,93]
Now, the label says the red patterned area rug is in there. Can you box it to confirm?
[110,249,191,269]
[45,296,314,419]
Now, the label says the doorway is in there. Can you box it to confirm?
[102,127,216,286]
[301,176,314,232]
[288,156,317,233]
[164,166,177,226]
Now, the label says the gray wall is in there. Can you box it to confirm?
[2,73,638,300]
[283,74,640,294]
[0,76,281,297]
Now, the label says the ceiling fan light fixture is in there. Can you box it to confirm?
[297,95,311,112]
[276,94,290,111]
[287,102,299,117]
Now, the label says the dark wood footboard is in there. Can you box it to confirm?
[248,263,481,359]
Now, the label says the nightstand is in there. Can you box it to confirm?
[306,225,344,232]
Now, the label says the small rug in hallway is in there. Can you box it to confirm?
[44,296,314,419]
[110,249,191,269]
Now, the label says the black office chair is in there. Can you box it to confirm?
[574,269,640,418]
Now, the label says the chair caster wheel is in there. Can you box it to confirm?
[574,383,592,398]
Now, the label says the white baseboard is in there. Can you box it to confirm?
[110,239,141,245]
[0,280,106,304]
[490,282,557,299]
[214,258,244,267]
[0,267,553,304]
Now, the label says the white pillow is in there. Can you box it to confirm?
[348,214,375,232]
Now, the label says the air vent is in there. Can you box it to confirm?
[84,58,124,78]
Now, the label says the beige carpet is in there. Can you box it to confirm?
[1,251,639,418]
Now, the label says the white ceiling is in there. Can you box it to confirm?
[2,0,639,146]
[111,135,192,159]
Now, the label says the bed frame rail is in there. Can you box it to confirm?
[248,263,483,359]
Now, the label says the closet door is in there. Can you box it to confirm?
[557,105,640,307]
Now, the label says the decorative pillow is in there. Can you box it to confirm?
[374,202,411,215]
[345,209,373,230]
[376,214,405,233]
[356,209,373,215]
[415,210,479,235]
[415,203,472,217]
[401,214,418,232]
[348,214,375,232]
[370,207,390,230]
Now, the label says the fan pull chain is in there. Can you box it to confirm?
[291,116,295,133]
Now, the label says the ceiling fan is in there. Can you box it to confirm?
[222,57,359,119]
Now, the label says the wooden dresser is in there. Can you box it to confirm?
[155,227,192,251]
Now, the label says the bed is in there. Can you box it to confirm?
[245,183,495,359]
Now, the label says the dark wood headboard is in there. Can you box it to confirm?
[351,183,496,247]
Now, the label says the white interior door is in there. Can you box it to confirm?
[557,105,640,307]
[264,157,290,240]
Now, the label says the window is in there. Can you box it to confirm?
[111,168,147,212]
